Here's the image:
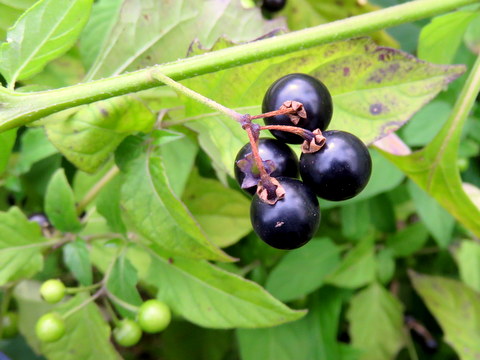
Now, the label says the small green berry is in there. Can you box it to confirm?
[137,299,171,334]
[2,312,18,338]
[40,279,66,303]
[113,319,142,347]
[35,313,66,343]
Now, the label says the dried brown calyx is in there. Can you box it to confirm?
[302,129,326,153]
[256,177,285,205]
[280,100,307,125]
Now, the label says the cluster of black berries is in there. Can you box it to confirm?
[234,74,372,250]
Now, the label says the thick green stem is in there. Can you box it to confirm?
[0,0,476,131]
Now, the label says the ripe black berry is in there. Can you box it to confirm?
[299,130,372,201]
[261,0,286,12]
[234,138,298,194]
[250,177,320,249]
[262,73,333,144]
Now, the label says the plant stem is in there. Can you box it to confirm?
[65,283,102,295]
[76,166,120,215]
[63,288,104,319]
[0,0,476,131]
[106,290,139,313]
[260,125,314,140]
[152,72,243,122]
[425,52,480,189]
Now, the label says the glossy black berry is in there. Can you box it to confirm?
[262,73,333,144]
[234,138,299,195]
[299,130,372,201]
[261,0,286,12]
[250,177,320,249]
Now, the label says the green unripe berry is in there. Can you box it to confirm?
[113,319,142,347]
[35,313,66,343]
[2,312,18,338]
[137,299,171,333]
[40,279,66,303]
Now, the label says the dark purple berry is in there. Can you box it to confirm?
[262,73,333,144]
[262,0,286,12]
[300,130,372,201]
[250,177,320,249]
[234,138,299,195]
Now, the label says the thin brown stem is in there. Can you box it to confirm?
[250,108,298,120]
[260,125,314,140]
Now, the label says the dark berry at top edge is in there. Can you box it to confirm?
[261,0,287,12]
[262,73,333,144]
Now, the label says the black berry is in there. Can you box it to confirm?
[300,130,372,201]
[250,177,320,249]
[234,138,299,194]
[262,73,333,144]
[261,0,286,12]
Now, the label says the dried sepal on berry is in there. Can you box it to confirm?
[279,100,307,125]
[256,176,286,205]
[302,129,326,153]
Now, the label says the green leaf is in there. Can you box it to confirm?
[418,10,479,64]
[284,0,397,48]
[45,168,83,232]
[15,128,58,174]
[237,289,349,360]
[106,255,142,318]
[161,321,233,360]
[139,245,305,328]
[0,128,16,175]
[453,241,480,292]
[347,283,405,360]
[184,38,463,177]
[265,239,341,302]
[379,55,480,238]
[407,180,455,248]
[158,129,198,197]
[341,201,372,240]
[96,175,126,234]
[40,293,121,360]
[120,146,233,262]
[79,0,124,70]
[182,169,251,248]
[375,249,395,285]
[62,238,93,286]
[401,101,451,147]
[464,13,480,54]
[410,271,480,360]
[0,207,50,285]
[0,0,94,86]
[386,222,429,257]
[44,96,155,173]
[325,239,376,289]
[81,0,285,80]
[0,0,37,41]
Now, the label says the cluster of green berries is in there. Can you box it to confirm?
[34,279,171,347]
[235,73,372,250]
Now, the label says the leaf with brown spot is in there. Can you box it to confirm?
[182,37,463,178]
